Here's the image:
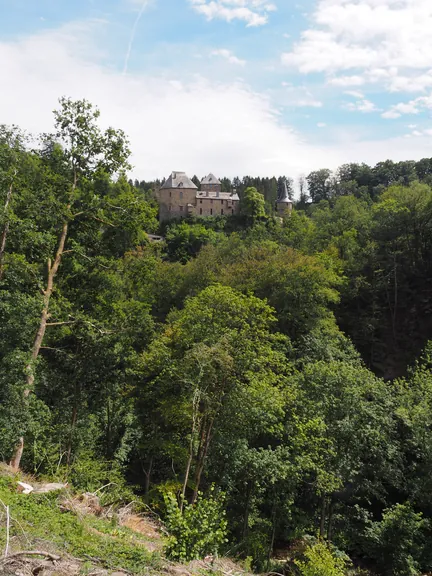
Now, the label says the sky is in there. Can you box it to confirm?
[1,0,432,180]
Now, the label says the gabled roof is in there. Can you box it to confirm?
[201,173,221,185]
[161,171,197,190]
[278,181,292,203]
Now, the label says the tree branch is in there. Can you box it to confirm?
[0,551,61,563]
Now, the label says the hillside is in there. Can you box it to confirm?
[3,97,432,576]
[0,467,251,576]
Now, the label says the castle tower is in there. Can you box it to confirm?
[158,171,197,221]
[201,173,222,196]
[276,181,293,217]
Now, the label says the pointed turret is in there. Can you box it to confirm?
[276,181,293,216]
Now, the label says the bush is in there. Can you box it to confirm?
[69,451,135,505]
[365,503,424,576]
[296,540,350,576]
[164,487,228,562]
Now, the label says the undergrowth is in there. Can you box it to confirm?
[0,476,162,574]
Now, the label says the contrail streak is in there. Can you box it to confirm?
[123,0,148,75]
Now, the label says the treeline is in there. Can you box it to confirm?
[134,158,432,213]
[133,175,294,214]
[3,98,432,575]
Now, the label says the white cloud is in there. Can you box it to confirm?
[345,90,364,98]
[317,122,327,127]
[189,0,276,26]
[211,48,246,66]
[345,98,379,113]
[382,95,432,119]
[282,85,323,108]
[0,20,340,180]
[4,18,432,185]
[328,75,366,87]
[405,127,432,138]
[281,0,432,93]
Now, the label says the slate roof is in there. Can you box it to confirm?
[201,173,221,185]
[278,181,292,203]
[161,171,197,189]
[196,191,239,201]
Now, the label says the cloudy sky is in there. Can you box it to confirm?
[1,0,432,179]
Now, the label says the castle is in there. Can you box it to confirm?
[156,171,292,222]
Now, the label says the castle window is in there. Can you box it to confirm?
[232,209,234,215]
[169,205,171,211]
[180,205,184,212]
[200,199,202,204]
[221,209,224,215]
[210,208,213,215]
[210,199,213,204]
[180,191,183,199]
[200,208,202,215]
[170,191,172,197]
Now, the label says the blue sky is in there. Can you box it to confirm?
[1,0,432,179]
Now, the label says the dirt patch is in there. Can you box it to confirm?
[121,514,161,540]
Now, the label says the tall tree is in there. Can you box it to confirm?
[10,98,131,470]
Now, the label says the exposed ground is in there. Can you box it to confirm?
[0,464,251,576]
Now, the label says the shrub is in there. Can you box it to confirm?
[296,540,350,576]
[69,451,135,505]
[164,487,228,562]
[365,503,424,576]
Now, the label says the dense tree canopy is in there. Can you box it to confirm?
[3,97,432,575]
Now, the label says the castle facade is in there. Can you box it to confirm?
[157,172,240,222]
[156,170,293,222]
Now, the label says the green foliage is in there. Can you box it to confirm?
[164,488,228,562]
[0,477,158,574]
[69,452,135,505]
[240,186,266,222]
[296,540,350,576]
[6,98,432,576]
[365,504,424,576]
[165,222,220,263]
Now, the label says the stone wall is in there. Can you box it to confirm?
[197,197,239,217]
[157,187,197,221]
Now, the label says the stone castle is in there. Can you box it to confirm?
[156,171,292,222]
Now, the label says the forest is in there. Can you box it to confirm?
[2,98,432,576]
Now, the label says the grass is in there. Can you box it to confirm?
[0,475,162,574]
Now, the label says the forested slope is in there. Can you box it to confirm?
[2,98,432,576]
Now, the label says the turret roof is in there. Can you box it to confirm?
[278,181,292,203]
[201,173,221,185]
[161,171,197,190]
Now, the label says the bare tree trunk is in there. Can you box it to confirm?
[9,437,24,472]
[327,500,334,541]
[181,411,197,512]
[144,456,153,499]
[10,218,70,471]
[242,482,252,551]
[319,495,327,539]
[66,385,79,468]
[181,451,193,512]
[0,179,14,281]
[267,498,277,570]
[191,418,214,504]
